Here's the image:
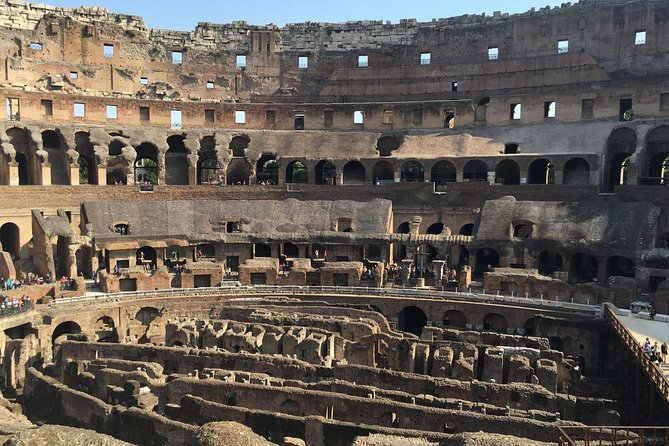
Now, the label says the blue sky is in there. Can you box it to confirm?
[43,0,565,30]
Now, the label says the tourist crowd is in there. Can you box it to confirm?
[642,337,668,364]
[0,295,33,316]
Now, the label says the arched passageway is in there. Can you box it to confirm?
[342,161,366,184]
[463,160,487,182]
[286,160,308,183]
[495,159,520,185]
[400,161,424,182]
[134,143,158,185]
[431,161,456,185]
[0,223,20,258]
[397,306,427,336]
[603,128,636,191]
[483,313,508,333]
[315,160,336,185]
[227,159,251,185]
[563,158,590,185]
[75,132,97,184]
[442,310,467,328]
[527,159,553,184]
[255,154,277,185]
[165,135,189,185]
[372,161,394,185]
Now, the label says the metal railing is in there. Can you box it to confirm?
[0,301,34,319]
[558,426,669,446]
[47,284,602,316]
[605,305,669,404]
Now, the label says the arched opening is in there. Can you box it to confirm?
[377,136,399,157]
[195,243,215,261]
[483,313,508,333]
[397,306,427,336]
[401,161,424,182]
[255,154,278,185]
[315,160,336,185]
[342,161,365,184]
[563,158,590,185]
[538,251,563,276]
[42,130,70,185]
[286,160,308,183]
[396,222,410,234]
[431,160,456,185]
[52,321,82,346]
[0,223,20,258]
[95,316,116,342]
[226,159,251,185]
[75,132,97,185]
[136,246,157,268]
[604,128,636,191]
[283,242,300,258]
[134,143,158,185]
[7,127,38,185]
[475,248,499,276]
[254,243,272,258]
[279,399,302,416]
[527,159,553,184]
[197,136,219,184]
[459,224,474,236]
[229,135,250,158]
[135,307,160,326]
[495,159,520,185]
[106,140,128,185]
[570,253,598,284]
[463,160,487,182]
[426,223,444,235]
[607,255,635,278]
[165,135,189,185]
[442,310,467,328]
[372,161,394,185]
[643,126,669,185]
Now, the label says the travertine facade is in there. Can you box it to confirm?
[0,0,668,444]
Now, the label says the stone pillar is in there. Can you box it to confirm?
[433,260,445,285]
[456,169,464,183]
[156,151,166,185]
[41,163,52,186]
[409,216,422,236]
[69,163,79,185]
[481,347,504,383]
[553,170,564,185]
[400,259,413,285]
[487,171,496,184]
[597,256,608,284]
[96,165,107,185]
[459,265,472,289]
[8,163,19,186]
[394,168,401,183]
[306,161,316,184]
[277,161,286,185]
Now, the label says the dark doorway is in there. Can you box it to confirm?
[398,306,428,336]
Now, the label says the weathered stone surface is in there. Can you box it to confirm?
[192,422,277,446]
[1,425,133,446]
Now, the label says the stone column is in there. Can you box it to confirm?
[433,260,445,285]
[487,171,496,184]
[400,259,413,285]
[277,160,286,185]
[96,164,107,185]
[69,163,79,185]
[8,162,19,186]
[156,151,166,185]
[306,161,316,184]
[553,170,564,185]
[597,256,608,285]
[187,154,198,185]
[41,162,52,186]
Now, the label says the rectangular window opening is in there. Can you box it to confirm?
[235,110,246,124]
[294,112,305,130]
[29,42,43,51]
[73,102,85,118]
[544,101,556,118]
[451,81,458,92]
[353,110,364,124]
[6,98,20,121]
[358,55,368,68]
[635,30,647,45]
[323,110,334,127]
[619,98,633,121]
[488,47,499,60]
[41,99,53,116]
[505,143,519,154]
[206,81,215,89]
[139,106,150,121]
[265,110,276,125]
[557,39,569,54]
[204,109,215,123]
[420,52,431,65]
[510,103,522,120]
[383,110,393,124]
[236,54,247,68]
[103,43,114,58]
[660,93,669,112]
[171,109,182,128]
[106,105,118,119]
[172,50,183,65]
[139,77,149,85]
[70,71,78,79]
[581,99,594,119]
[298,55,309,69]
[413,109,423,126]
